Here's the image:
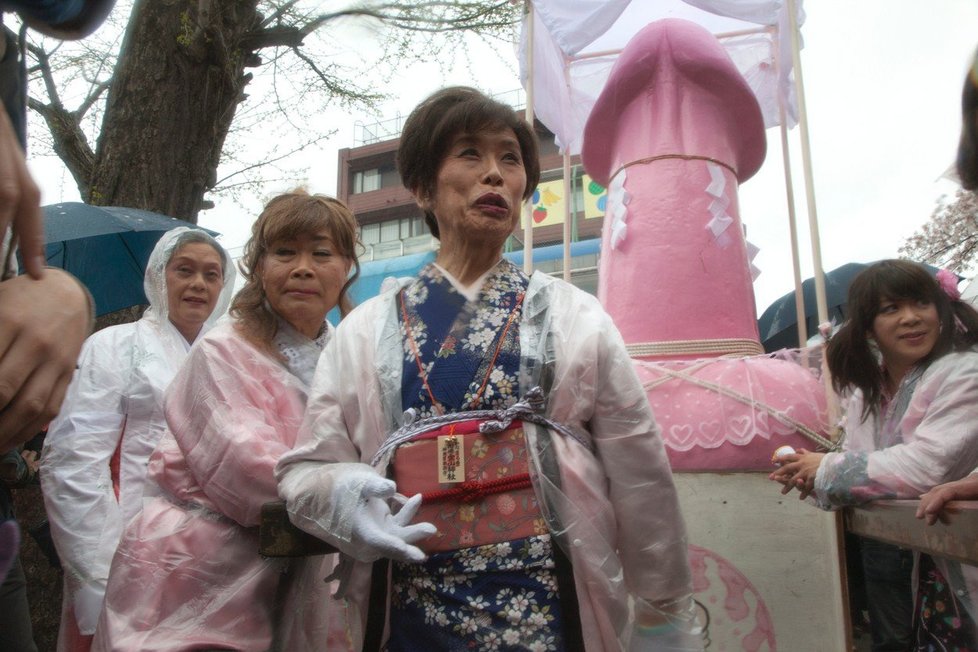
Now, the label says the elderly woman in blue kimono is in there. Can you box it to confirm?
[277,87,701,651]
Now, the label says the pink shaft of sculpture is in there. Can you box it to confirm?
[584,19,766,355]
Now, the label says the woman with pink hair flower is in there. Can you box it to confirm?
[770,259,978,649]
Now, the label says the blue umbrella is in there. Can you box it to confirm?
[38,202,219,316]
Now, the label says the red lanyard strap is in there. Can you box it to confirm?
[400,287,525,415]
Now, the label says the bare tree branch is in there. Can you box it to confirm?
[900,189,978,271]
[259,0,303,28]
[289,45,382,104]
[27,96,95,198]
[75,80,111,121]
[242,9,385,50]
[26,43,64,111]
[213,132,334,188]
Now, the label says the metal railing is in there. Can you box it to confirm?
[360,234,439,262]
[354,114,406,147]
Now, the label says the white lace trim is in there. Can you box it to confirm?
[273,318,330,386]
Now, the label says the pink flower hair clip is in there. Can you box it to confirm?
[936,268,962,301]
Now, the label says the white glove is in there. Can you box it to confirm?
[74,579,107,635]
[345,473,436,563]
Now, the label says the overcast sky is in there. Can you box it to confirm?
[28,0,978,315]
[740,0,978,312]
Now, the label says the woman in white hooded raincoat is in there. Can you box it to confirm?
[41,227,235,652]
[92,192,360,652]
[276,87,701,652]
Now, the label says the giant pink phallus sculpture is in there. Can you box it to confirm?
[582,18,831,471]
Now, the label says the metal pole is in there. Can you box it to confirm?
[523,0,535,274]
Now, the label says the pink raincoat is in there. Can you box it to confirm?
[92,321,338,651]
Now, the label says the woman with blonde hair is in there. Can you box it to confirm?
[92,191,360,651]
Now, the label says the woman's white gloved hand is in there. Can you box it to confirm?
[346,473,436,563]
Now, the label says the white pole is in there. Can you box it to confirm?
[786,0,828,327]
[773,25,807,347]
[785,0,840,437]
[562,150,572,282]
[779,128,808,345]
[523,0,535,275]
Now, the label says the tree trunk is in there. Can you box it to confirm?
[88,0,260,222]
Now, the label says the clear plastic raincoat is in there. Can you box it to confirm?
[91,319,339,652]
[40,228,234,650]
[814,350,978,631]
[277,270,700,651]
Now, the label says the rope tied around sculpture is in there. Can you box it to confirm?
[627,339,764,358]
[609,153,738,184]
[637,359,839,452]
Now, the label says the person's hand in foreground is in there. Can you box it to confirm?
[916,474,978,525]
[769,448,825,500]
[0,107,44,279]
[0,269,91,452]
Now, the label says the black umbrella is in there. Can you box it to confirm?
[757,261,947,352]
[38,202,219,316]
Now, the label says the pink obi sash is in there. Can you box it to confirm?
[391,418,544,553]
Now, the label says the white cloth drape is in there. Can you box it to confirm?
[520,0,805,154]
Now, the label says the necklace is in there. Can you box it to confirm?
[400,288,525,415]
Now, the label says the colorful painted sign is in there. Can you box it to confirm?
[581,176,607,219]
[523,174,607,228]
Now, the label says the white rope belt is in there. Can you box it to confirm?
[626,338,764,358]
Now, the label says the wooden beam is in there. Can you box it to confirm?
[845,500,978,567]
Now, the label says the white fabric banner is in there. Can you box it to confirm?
[532,0,632,55]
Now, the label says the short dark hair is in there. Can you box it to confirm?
[826,259,978,418]
[396,86,541,239]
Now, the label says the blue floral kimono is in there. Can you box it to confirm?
[387,260,568,652]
